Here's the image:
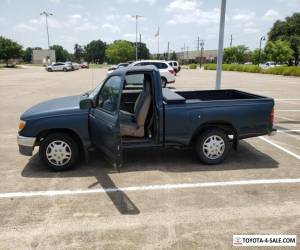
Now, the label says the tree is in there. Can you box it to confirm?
[223,45,251,64]
[250,48,266,65]
[50,44,71,62]
[23,47,33,63]
[0,36,23,66]
[74,43,85,62]
[105,40,134,63]
[137,42,150,60]
[171,51,177,60]
[84,40,106,63]
[268,12,300,65]
[265,40,293,64]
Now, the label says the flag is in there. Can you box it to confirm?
[155,27,159,37]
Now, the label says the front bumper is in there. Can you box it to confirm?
[17,136,36,156]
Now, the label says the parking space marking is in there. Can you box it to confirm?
[277,129,300,132]
[277,115,298,122]
[277,110,300,112]
[259,136,300,160]
[0,178,300,199]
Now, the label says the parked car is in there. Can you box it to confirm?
[167,60,181,74]
[260,61,276,69]
[80,62,89,69]
[107,63,130,75]
[129,60,175,87]
[46,62,73,72]
[72,63,80,70]
[18,65,276,171]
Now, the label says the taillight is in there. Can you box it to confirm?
[168,69,175,75]
[269,107,274,125]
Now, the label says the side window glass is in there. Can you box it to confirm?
[98,76,122,113]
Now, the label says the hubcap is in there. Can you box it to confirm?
[202,135,225,160]
[46,140,72,166]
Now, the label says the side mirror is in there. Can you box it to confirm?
[79,99,93,109]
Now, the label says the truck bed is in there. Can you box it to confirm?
[162,89,266,104]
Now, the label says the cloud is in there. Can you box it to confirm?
[232,11,255,22]
[166,0,219,25]
[102,23,120,33]
[14,23,36,32]
[74,22,98,31]
[262,9,279,20]
[243,27,260,34]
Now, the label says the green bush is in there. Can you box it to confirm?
[189,63,197,69]
[204,63,300,76]
[264,66,300,76]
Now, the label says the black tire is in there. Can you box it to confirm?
[47,68,53,72]
[195,128,230,164]
[39,133,79,171]
[161,77,167,88]
[63,68,67,72]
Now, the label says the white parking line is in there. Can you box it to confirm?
[259,136,300,160]
[0,178,300,199]
[277,110,300,112]
[277,129,300,133]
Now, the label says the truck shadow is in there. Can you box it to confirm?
[21,140,278,215]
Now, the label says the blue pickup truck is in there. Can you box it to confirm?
[17,66,276,171]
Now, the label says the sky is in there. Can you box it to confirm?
[0,0,299,53]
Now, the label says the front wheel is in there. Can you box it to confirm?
[161,77,167,88]
[195,129,230,164]
[63,68,67,72]
[39,133,79,171]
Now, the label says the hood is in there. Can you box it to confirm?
[21,95,84,120]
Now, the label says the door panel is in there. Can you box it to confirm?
[89,75,123,167]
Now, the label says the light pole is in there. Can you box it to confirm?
[40,11,53,49]
[215,0,226,90]
[132,15,142,61]
[258,35,266,65]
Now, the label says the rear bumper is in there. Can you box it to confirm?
[17,136,36,156]
[268,128,277,136]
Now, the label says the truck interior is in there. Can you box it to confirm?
[120,72,156,143]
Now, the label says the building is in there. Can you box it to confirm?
[32,49,56,65]
[176,50,217,64]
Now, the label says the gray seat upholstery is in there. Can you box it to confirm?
[120,76,152,137]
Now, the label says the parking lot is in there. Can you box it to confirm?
[0,67,299,249]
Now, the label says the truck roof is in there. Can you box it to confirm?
[110,65,159,76]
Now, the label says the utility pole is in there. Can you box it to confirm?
[167,41,170,60]
[215,0,226,90]
[200,40,204,68]
[186,46,189,63]
[230,34,233,47]
[132,15,142,61]
[197,36,200,51]
[139,33,142,60]
[40,11,53,49]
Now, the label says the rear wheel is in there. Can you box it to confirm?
[161,77,167,88]
[195,128,230,164]
[39,133,79,171]
[63,68,67,72]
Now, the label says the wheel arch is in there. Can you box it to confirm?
[36,128,86,160]
[189,121,238,148]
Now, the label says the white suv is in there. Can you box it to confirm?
[46,62,73,72]
[130,60,175,87]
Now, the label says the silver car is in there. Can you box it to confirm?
[46,62,73,72]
